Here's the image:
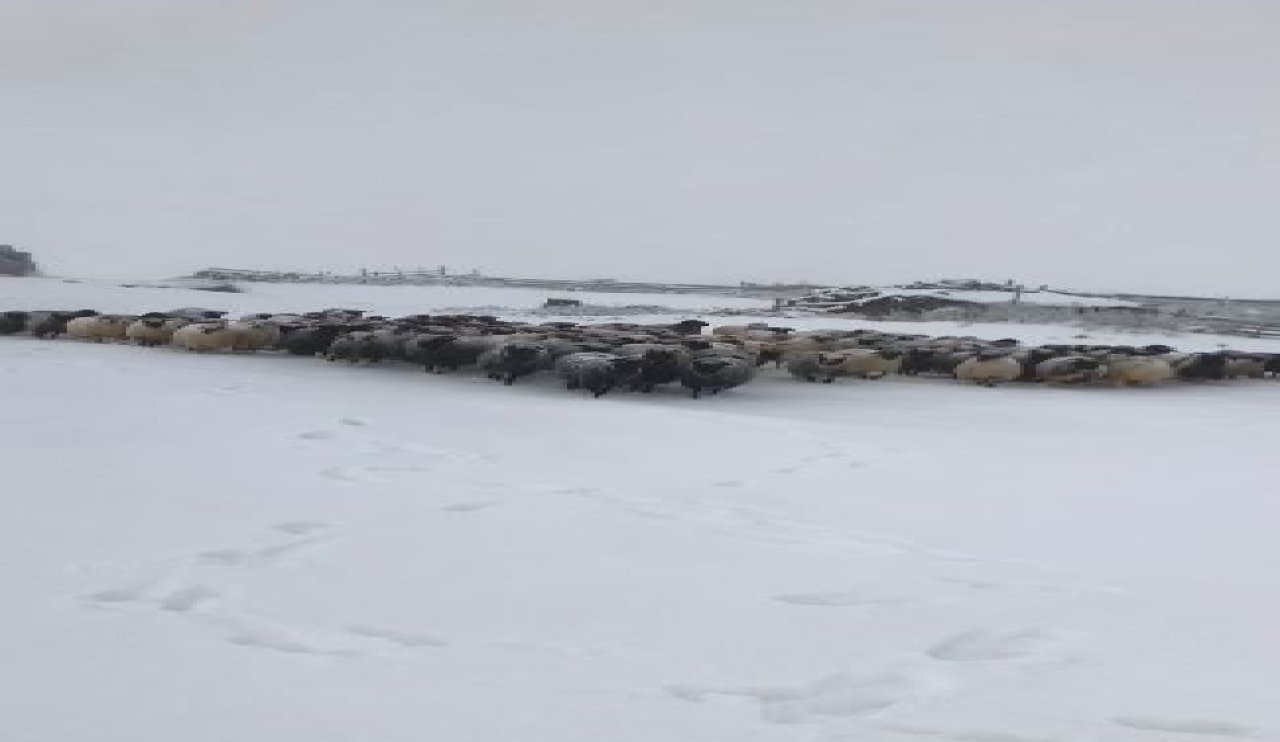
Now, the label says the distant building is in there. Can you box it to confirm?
[0,245,37,276]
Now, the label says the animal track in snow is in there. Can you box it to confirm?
[338,417,365,426]
[367,439,455,458]
[220,616,361,657]
[441,500,502,512]
[319,466,362,483]
[771,449,865,476]
[669,669,942,724]
[363,465,435,474]
[901,726,1070,736]
[157,585,219,612]
[939,576,1127,596]
[196,536,329,567]
[273,520,331,535]
[926,629,1067,663]
[880,726,1063,742]
[942,732,1062,742]
[529,484,599,496]
[577,488,980,561]
[712,480,746,488]
[296,430,337,440]
[772,590,912,607]
[347,624,446,648]
[1111,716,1264,737]
[81,586,148,604]
[200,384,247,397]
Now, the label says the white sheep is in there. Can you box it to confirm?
[831,348,902,379]
[66,315,132,342]
[775,334,839,361]
[1105,356,1175,386]
[1226,356,1266,379]
[954,354,1022,386]
[711,323,779,341]
[125,317,175,347]
[786,352,849,383]
[1036,356,1109,385]
[227,320,282,351]
[172,321,235,352]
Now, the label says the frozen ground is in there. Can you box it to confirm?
[3,278,1280,742]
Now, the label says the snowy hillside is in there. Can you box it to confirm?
[4,277,1280,742]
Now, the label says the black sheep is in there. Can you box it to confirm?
[679,355,753,398]
[479,342,546,385]
[556,352,642,398]
[0,310,29,335]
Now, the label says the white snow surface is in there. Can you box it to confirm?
[1,276,772,314]
[4,278,1280,742]
[887,288,1143,308]
[805,286,1143,308]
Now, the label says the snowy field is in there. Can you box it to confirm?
[804,286,1143,309]
[4,277,1280,742]
[0,277,775,315]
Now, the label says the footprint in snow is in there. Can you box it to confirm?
[879,726,1063,742]
[926,629,1068,663]
[221,618,360,657]
[713,480,746,488]
[441,500,502,513]
[525,484,600,496]
[939,576,1127,596]
[296,430,337,441]
[319,466,363,483]
[1111,716,1264,737]
[82,582,219,614]
[669,669,939,724]
[347,624,446,648]
[338,418,366,426]
[81,586,148,604]
[196,537,328,567]
[319,458,459,484]
[273,520,332,535]
[941,732,1063,742]
[772,590,912,607]
[157,585,219,613]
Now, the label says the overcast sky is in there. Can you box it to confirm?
[2,1,1278,295]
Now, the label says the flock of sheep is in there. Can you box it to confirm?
[3,307,1277,397]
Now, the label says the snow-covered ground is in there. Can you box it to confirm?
[888,287,1143,308]
[4,277,1280,742]
[0,277,773,315]
[795,286,1143,309]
